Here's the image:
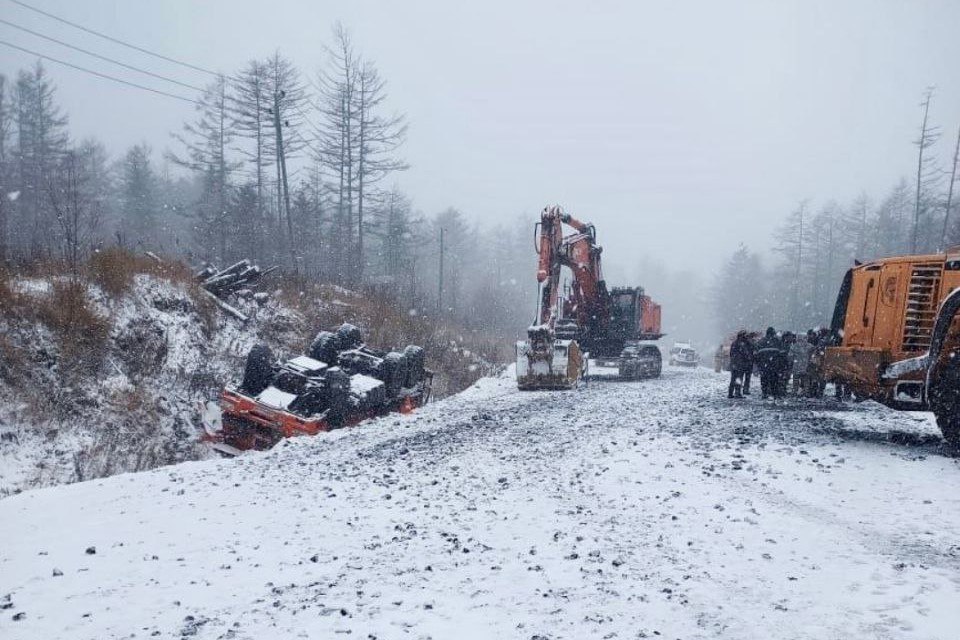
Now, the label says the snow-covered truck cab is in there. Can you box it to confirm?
[821,249,960,444]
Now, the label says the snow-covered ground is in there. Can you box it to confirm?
[2,366,959,639]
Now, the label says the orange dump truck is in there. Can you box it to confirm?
[822,249,960,444]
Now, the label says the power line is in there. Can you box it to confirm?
[0,17,206,92]
[0,39,200,104]
[6,0,219,77]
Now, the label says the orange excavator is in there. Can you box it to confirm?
[517,205,663,390]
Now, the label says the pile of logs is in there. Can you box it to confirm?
[196,260,277,322]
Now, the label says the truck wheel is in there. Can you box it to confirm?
[336,323,363,351]
[308,331,340,365]
[379,352,407,398]
[404,345,425,387]
[932,350,960,447]
[936,413,960,447]
[241,344,274,395]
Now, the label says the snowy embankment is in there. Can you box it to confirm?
[0,273,302,495]
[2,366,960,639]
[0,267,497,496]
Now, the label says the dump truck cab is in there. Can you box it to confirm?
[822,248,960,444]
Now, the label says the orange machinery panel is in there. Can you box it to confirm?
[640,295,662,336]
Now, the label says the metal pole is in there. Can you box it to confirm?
[437,227,444,313]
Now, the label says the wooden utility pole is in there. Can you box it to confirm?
[437,227,445,313]
[941,124,960,251]
[272,90,296,273]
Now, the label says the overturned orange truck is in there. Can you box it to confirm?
[821,248,960,444]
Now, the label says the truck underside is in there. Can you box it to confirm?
[203,324,432,454]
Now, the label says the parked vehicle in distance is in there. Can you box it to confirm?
[669,342,700,367]
[616,341,663,379]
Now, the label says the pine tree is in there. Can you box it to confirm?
[773,201,807,328]
[874,179,912,257]
[170,75,237,264]
[119,144,157,246]
[713,244,769,336]
[0,74,11,262]
[13,62,68,257]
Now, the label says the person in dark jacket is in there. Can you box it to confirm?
[777,332,796,396]
[742,332,756,395]
[754,327,783,399]
[728,330,753,398]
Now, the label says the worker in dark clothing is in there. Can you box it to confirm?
[754,327,783,399]
[804,329,823,398]
[778,332,796,396]
[728,330,753,398]
[742,332,756,395]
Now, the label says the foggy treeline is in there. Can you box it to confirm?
[0,26,538,337]
[715,87,960,339]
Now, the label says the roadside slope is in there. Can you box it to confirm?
[0,255,501,496]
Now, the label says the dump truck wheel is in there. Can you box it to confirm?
[936,413,960,447]
[337,323,363,351]
[404,345,425,387]
[241,344,274,395]
[380,352,407,398]
[324,368,351,428]
[932,350,960,447]
[309,331,340,365]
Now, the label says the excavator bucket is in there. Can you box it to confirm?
[516,326,585,390]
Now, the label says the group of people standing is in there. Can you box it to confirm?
[727,327,835,400]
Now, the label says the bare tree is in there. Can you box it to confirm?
[48,149,98,276]
[912,87,940,253]
[265,53,307,271]
[316,24,359,283]
[314,25,408,284]
[941,123,960,250]
[354,58,408,280]
[773,201,807,327]
[231,59,272,254]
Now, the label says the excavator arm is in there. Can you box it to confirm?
[535,206,608,332]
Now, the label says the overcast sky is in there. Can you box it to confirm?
[3,0,960,280]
